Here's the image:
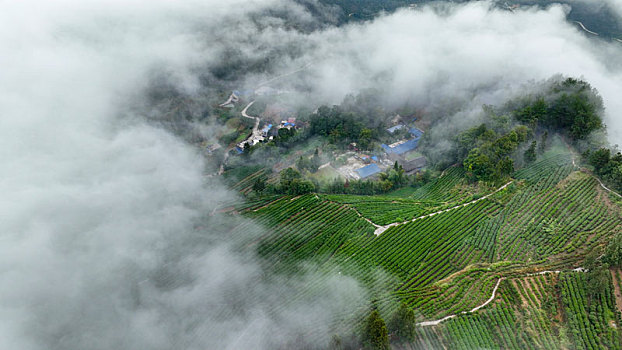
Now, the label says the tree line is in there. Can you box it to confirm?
[329,303,418,350]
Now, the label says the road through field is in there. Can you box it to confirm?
[574,21,599,36]
[417,268,586,327]
[569,145,622,198]
[374,181,513,235]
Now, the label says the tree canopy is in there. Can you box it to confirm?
[513,78,604,140]
[279,167,315,195]
[460,124,529,182]
[388,303,417,343]
[362,309,389,350]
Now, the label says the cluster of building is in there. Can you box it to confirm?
[234,117,300,154]
[219,90,427,181]
[351,125,426,179]
[279,117,297,130]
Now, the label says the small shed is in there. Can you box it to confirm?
[399,156,427,174]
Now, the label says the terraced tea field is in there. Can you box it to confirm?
[226,142,622,348]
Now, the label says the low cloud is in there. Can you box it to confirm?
[289,2,622,143]
[2,1,622,349]
[0,1,364,349]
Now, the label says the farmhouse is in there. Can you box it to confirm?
[399,156,427,174]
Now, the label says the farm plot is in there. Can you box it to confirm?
[354,199,502,289]
[559,272,621,350]
[496,171,620,261]
[231,140,622,349]
[321,194,438,226]
[247,194,376,268]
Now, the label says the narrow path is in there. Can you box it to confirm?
[218,92,239,107]
[255,62,312,88]
[469,278,503,313]
[526,267,586,276]
[325,199,382,229]
[574,21,599,36]
[374,181,513,235]
[417,267,586,327]
[239,101,261,148]
[594,176,622,198]
[569,145,622,198]
[569,20,622,44]
[218,63,311,107]
[218,148,230,175]
[610,268,622,315]
[417,279,503,326]
[352,207,382,229]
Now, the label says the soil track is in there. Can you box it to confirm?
[417,268,585,327]
[374,181,513,235]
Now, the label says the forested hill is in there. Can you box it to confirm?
[317,0,622,40]
[218,76,622,349]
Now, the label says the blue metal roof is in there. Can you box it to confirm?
[387,125,405,133]
[394,139,419,154]
[355,163,382,179]
[382,139,419,155]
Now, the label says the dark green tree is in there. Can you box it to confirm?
[252,177,266,195]
[514,97,547,125]
[328,334,343,350]
[312,148,322,171]
[296,156,313,172]
[524,141,537,163]
[539,131,548,153]
[589,148,611,173]
[584,249,601,271]
[243,142,251,156]
[463,148,494,181]
[288,178,315,195]
[586,264,610,299]
[389,161,406,186]
[604,232,622,267]
[495,156,515,180]
[388,303,417,343]
[279,167,302,192]
[358,128,373,150]
[362,309,389,350]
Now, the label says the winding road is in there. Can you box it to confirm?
[242,101,260,134]
[374,181,513,235]
[569,146,622,198]
[417,267,586,327]
[255,62,313,88]
[217,63,312,169]
[571,20,622,45]
[594,175,622,198]
[218,91,239,107]
[574,21,599,36]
